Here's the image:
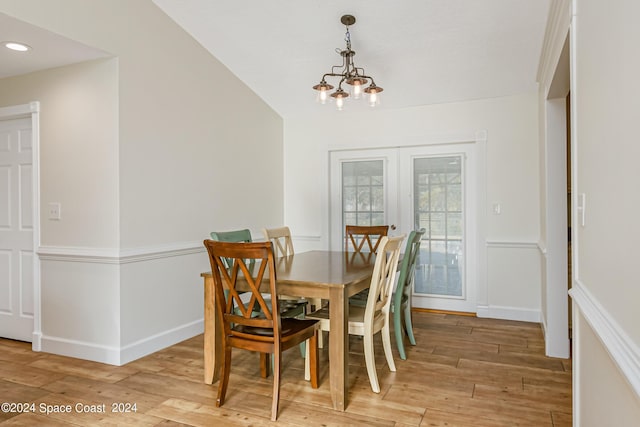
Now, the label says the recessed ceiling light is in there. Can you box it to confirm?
[3,41,32,52]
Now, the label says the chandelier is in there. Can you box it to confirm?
[312,15,383,110]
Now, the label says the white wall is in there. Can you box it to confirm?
[0,59,122,358]
[569,0,640,422]
[284,93,541,321]
[0,0,284,364]
[0,59,120,248]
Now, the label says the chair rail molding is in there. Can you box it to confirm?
[38,241,204,264]
[485,240,539,249]
[569,279,640,399]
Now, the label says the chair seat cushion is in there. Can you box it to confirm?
[349,289,369,307]
[308,305,368,323]
[239,299,306,318]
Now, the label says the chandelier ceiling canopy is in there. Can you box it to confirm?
[312,15,383,110]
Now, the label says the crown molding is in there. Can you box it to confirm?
[537,0,572,89]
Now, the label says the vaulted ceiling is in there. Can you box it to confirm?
[152,0,551,117]
[1,1,551,118]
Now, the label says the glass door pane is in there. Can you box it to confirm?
[413,156,464,298]
[342,160,385,228]
[329,149,398,251]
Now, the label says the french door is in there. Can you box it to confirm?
[330,143,478,313]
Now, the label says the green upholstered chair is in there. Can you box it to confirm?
[393,228,425,360]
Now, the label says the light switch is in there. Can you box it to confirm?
[492,203,501,215]
[48,202,61,220]
[577,193,586,227]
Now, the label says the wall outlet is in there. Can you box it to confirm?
[48,202,61,220]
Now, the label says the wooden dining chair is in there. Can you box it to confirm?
[346,225,390,306]
[308,234,405,393]
[203,240,320,421]
[262,226,294,258]
[393,228,425,360]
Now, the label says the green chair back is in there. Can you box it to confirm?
[210,229,253,270]
[393,228,425,360]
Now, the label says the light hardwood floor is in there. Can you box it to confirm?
[0,311,571,426]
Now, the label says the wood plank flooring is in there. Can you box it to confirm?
[0,312,572,426]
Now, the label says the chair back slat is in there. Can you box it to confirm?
[345,225,390,253]
[210,229,254,270]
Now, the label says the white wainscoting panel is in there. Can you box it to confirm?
[37,242,207,365]
[570,280,640,399]
[482,240,541,322]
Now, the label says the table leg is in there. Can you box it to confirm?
[328,287,348,411]
[203,276,221,384]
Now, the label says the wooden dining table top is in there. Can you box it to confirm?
[201,250,377,290]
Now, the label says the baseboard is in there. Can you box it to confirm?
[413,307,476,317]
[40,335,121,365]
[476,304,541,323]
[31,331,42,351]
[119,319,204,365]
[39,319,204,366]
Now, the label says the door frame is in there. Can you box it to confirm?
[0,102,41,349]
[327,131,487,314]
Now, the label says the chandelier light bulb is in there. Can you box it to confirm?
[319,88,328,104]
[336,96,344,110]
[368,90,377,106]
[352,81,362,99]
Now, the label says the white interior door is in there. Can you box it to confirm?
[330,142,478,313]
[0,117,35,341]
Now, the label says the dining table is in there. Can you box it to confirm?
[199,249,377,412]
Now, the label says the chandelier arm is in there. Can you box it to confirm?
[321,72,349,81]
[332,56,349,75]
[359,74,375,83]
